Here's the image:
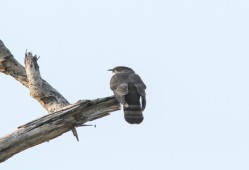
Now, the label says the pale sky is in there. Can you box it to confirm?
[1,0,249,169]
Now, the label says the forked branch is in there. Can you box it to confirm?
[0,40,120,163]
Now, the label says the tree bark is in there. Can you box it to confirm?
[0,40,120,163]
[0,97,119,163]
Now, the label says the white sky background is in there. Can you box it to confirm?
[1,0,249,169]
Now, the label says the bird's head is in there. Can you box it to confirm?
[108,66,135,74]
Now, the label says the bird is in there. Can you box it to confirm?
[108,66,146,124]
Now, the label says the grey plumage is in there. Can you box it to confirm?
[108,66,146,124]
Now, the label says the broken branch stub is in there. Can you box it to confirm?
[24,52,70,113]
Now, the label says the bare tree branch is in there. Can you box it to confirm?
[0,40,70,112]
[0,40,28,87]
[0,40,120,162]
[24,50,81,140]
[0,97,119,163]
[24,52,70,112]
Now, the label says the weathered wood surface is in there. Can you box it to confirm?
[0,40,120,162]
[0,40,70,112]
[0,97,119,163]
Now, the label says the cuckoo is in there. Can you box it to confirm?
[108,66,146,124]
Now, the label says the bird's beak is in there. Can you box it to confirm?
[107,69,113,71]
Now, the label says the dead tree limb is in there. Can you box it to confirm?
[0,41,69,112]
[0,97,119,163]
[24,52,79,140]
[0,40,120,163]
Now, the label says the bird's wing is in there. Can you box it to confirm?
[132,74,146,96]
[115,83,128,96]
[110,74,129,105]
[131,74,146,110]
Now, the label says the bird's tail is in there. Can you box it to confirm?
[124,105,144,124]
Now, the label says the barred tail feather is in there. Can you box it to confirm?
[124,105,144,124]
